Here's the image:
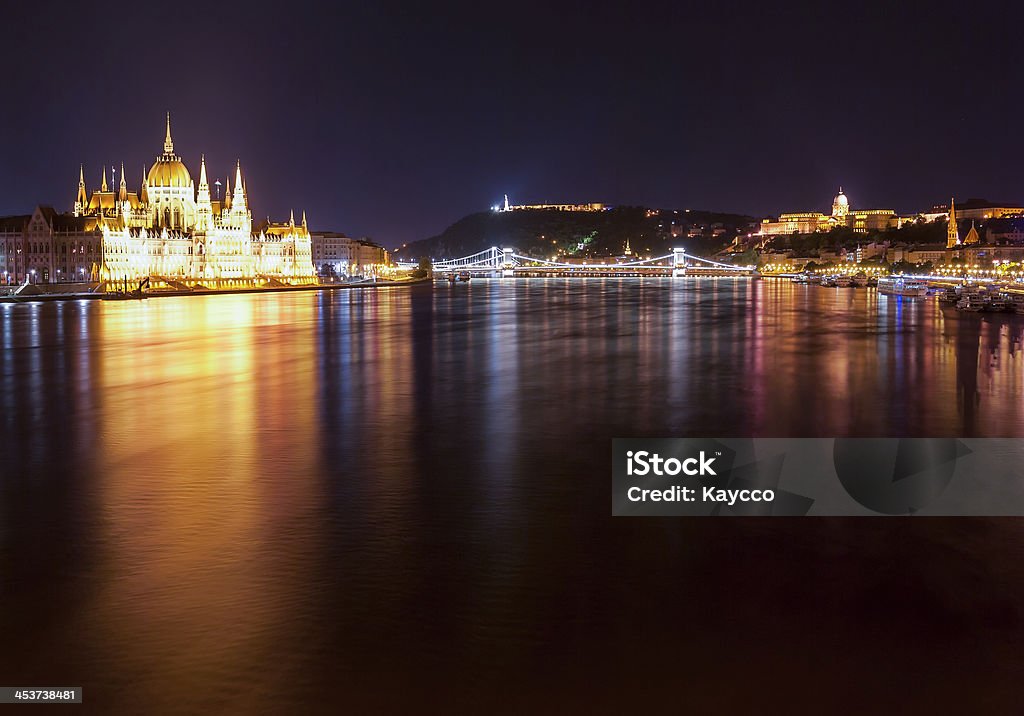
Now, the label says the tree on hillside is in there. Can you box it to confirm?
[411,256,432,279]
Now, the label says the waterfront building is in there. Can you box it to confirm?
[312,231,353,275]
[1,207,104,285]
[758,188,898,236]
[310,231,390,278]
[84,115,315,285]
[888,245,947,265]
[956,244,1024,266]
[0,215,27,284]
[2,115,316,286]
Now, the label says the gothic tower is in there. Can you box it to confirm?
[195,154,213,232]
[74,165,87,216]
[947,198,960,248]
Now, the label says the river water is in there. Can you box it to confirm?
[2,278,1023,713]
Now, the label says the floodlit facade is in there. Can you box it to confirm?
[492,194,605,212]
[758,188,899,236]
[310,232,390,278]
[74,115,315,284]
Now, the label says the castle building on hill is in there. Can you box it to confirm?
[757,188,900,236]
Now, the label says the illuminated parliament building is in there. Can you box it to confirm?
[1,115,315,286]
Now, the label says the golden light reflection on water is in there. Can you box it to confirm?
[88,294,339,710]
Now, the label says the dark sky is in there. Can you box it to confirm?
[1,1,1022,248]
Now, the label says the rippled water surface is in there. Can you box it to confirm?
[2,279,1024,713]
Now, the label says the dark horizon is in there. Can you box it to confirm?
[2,1,1023,250]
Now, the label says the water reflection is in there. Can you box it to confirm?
[2,280,1024,711]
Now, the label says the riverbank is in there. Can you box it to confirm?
[0,277,431,304]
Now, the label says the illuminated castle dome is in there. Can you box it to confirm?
[832,187,849,218]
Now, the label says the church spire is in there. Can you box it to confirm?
[964,219,980,245]
[223,175,232,210]
[101,165,108,193]
[74,165,87,216]
[77,165,87,204]
[118,161,127,202]
[140,166,149,204]
[164,112,174,154]
[290,209,295,227]
[302,210,307,231]
[198,154,208,187]
[947,197,960,248]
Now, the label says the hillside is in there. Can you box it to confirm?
[393,206,758,262]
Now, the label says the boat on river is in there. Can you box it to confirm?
[876,277,928,297]
[956,295,984,312]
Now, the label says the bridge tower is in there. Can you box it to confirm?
[673,248,687,277]
[502,248,515,277]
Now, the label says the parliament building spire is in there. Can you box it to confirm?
[164,112,174,154]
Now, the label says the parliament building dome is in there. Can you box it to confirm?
[147,113,192,188]
[148,157,192,188]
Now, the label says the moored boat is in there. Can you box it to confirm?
[956,295,984,312]
[985,294,1010,312]
[1005,292,1024,314]
[876,276,928,297]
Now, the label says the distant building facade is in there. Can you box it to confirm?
[921,198,1024,223]
[1,207,104,284]
[493,194,605,213]
[758,188,899,236]
[984,216,1024,245]
[310,231,390,277]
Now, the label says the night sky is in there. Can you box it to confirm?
[1,1,1022,248]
